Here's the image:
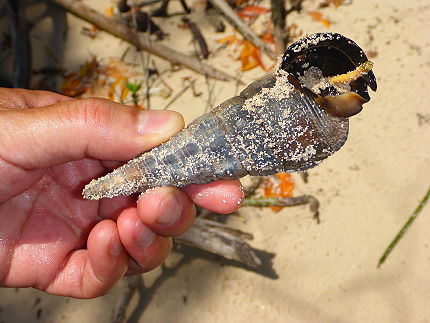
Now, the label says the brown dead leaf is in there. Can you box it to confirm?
[61,57,101,97]
[61,56,146,103]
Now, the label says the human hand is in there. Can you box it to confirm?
[0,88,244,298]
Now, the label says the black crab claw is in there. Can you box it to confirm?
[281,33,377,102]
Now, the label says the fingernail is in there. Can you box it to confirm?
[109,233,123,257]
[136,220,156,248]
[156,190,182,225]
[137,110,183,135]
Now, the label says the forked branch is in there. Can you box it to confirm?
[50,0,235,81]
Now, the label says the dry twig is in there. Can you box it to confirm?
[270,0,287,54]
[112,276,141,323]
[175,217,261,267]
[244,195,320,222]
[208,0,277,59]
[6,0,32,88]
[182,17,209,59]
[162,80,193,110]
[50,0,235,81]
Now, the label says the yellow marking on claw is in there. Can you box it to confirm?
[330,61,374,85]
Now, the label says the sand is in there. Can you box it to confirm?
[1,0,430,322]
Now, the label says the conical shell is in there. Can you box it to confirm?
[83,32,378,200]
[83,68,349,200]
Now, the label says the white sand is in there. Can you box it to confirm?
[1,0,429,322]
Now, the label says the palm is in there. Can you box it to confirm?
[0,158,120,291]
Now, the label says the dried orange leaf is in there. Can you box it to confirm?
[103,58,136,79]
[277,173,295,196]
[239,40,265,71]
[320,0,345,8]
[333,0,345,7]
[81,26,99,39]
[105,6,114,17]
[237,6,270,19]
[242,59,259,71]
[119,81,130,103]
[308,11,331,28]
[261,30,275,45]
[217,34,239,46]
[217,35,268,71]
[251,46,265,70]
[107,77,123,100]
[262,172,295,212]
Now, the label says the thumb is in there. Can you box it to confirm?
[0,97,184,169]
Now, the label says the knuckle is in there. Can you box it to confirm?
[75,98,114,129]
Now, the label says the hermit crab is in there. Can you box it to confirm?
[83,32,377,200]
